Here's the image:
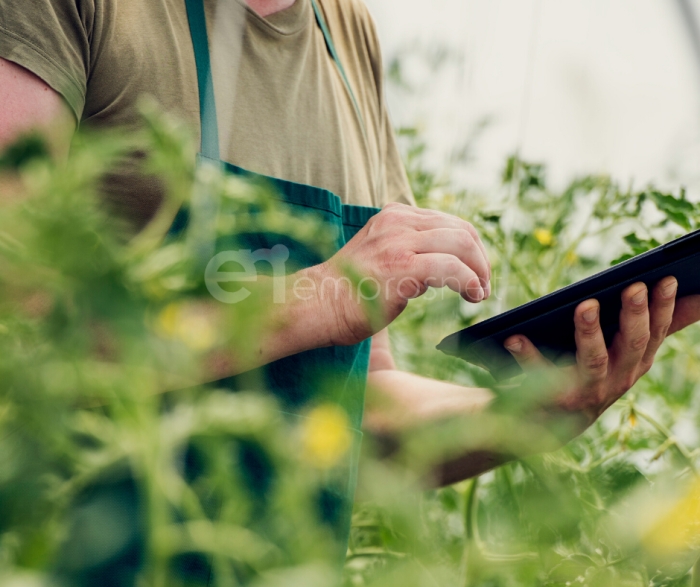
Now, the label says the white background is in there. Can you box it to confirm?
[365,0,700,196]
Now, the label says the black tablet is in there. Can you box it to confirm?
[437,229,700,381]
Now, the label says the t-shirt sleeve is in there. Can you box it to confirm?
[360,6,416,207]
[0,0,93,122]
[381,109,416,206]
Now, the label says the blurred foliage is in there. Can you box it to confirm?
[2,77,700,587]
[344,122,700,586]
[0,108,360,587]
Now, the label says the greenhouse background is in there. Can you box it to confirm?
[368,0,700,195]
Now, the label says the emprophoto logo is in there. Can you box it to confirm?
[204,244,289,304]
[205,245,498,304]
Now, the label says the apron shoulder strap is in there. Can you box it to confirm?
[310,0,366,134]
[184,0,220,160]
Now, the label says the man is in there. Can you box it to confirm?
[2,0,699,561]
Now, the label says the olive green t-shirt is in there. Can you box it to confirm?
[0,0,414,230]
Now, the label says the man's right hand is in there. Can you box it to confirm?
[307,202,492,347]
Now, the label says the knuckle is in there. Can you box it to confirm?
[378,210,397,227]
[589,390,607,411]
[466,274,481,290]
[563,386,603,413]
[465,223,481,241]
[584,352,608,373]
[445,256,462,276]
[418,254,439,277]
[377,204,406,225]
[652,323,671,342]
[579,323,600,337]
[397,277,424,299]
[458,230,475,249]
[654,315,673,339]
[629,332,651,351]
[382,249,412,274]
[655,294,675,308]
[364,213,379,231]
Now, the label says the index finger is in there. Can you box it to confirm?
[410,209,492,291]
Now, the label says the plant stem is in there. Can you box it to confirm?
[462,478,480,587]
[633,406,698,474]
[464,477,478,541]
[692,556,700,587]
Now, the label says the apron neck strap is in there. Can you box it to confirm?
[184,0,220,160]
[310,0,365,133]
[184,0,365,158]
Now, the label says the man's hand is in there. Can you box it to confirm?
[307,202,491,347]
[364,277,700,486]
[504,276,679,427]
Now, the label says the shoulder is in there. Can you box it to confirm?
[316,0,380,52]
[315,0,383,82]
[0,0,103,120]
[316,0,375,25]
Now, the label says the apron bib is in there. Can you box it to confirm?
[182,0,380,568]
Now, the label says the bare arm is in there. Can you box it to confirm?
[0,57,74,155]
[365,329,493,433]
[163,203,493,385]
[365,329,500,484]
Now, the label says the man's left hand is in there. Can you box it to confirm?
[504,276,686,426]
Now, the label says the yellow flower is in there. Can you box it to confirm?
[156,302,217,351]
[534,228,554,247]
[301,404,352,469]
[629,411,637,428]
[644,480,700,553]
[157,303,180,338]
[565,250,578,266]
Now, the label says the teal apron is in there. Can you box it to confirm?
[182,0,379,567]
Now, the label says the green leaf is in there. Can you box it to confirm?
[479,213,501,224]
[649,190,697,230]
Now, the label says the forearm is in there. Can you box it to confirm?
[252,263,341,365]
[364,367,603,485]
[364,370,493,432]
[364,369,506,485]
[158,262,344,389]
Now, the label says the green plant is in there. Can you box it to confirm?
[345,128,700,586]
[0,110,355,586]
[3,105,700,587]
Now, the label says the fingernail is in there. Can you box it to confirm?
[583,307,598,323]
[484,280,491,299]
[505,339,522,353]
[662,279,678,298]
[632,289,647,305]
